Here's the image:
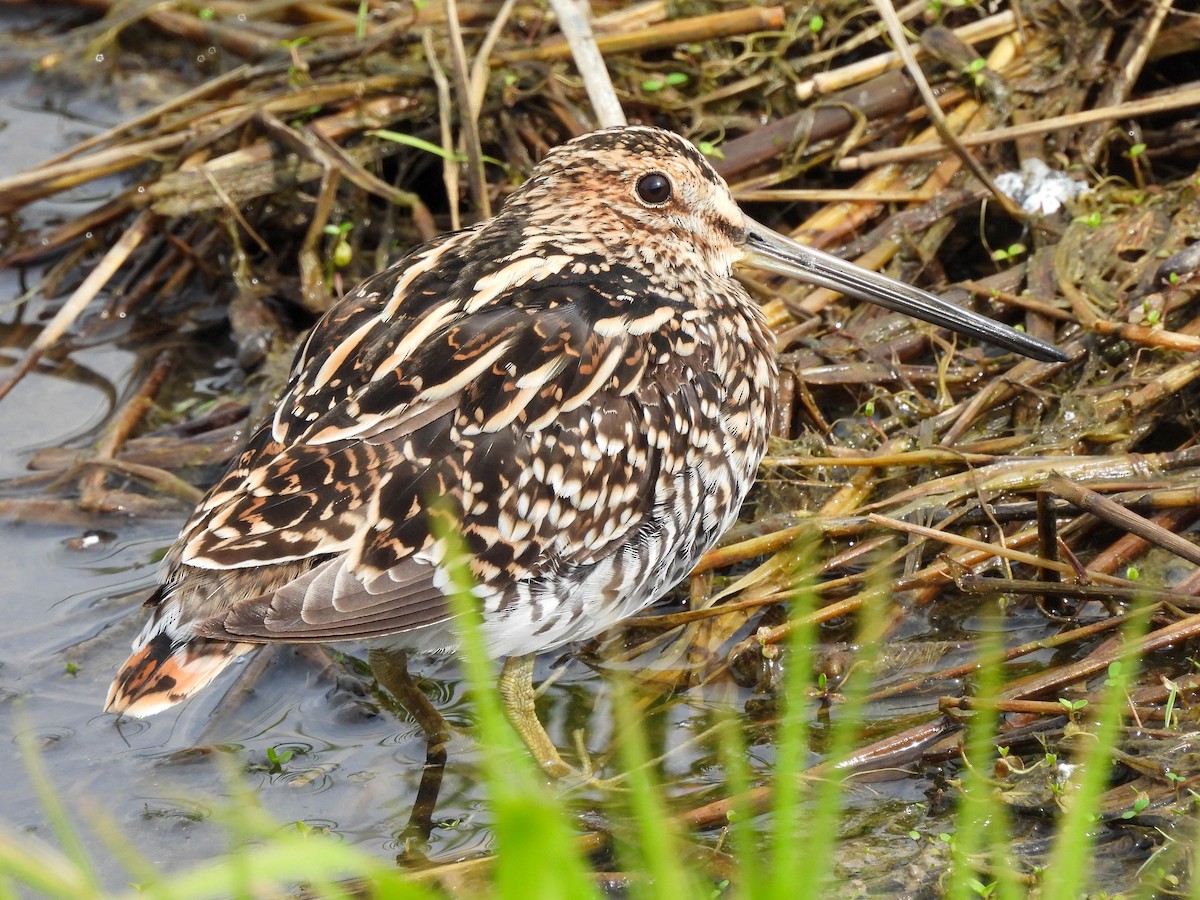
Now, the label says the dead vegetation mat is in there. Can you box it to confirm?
[3,0,1200,889]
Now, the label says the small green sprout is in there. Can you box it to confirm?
[809,14,824,33]
[324,222,353,269]
[265,746,294,773]
[355,0,368,39]
[642,72,687,92]
[1163,676,1180,728]
[991,243,1026,262]
[1119,791,1150,819]
[964,57,987,86]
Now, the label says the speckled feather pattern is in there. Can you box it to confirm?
[107,127,778,715]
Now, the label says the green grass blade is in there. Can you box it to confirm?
[947,604,1019,900]
[1039,612,1148,898]
[795,581,889,900]
[0,822,102,898]
[438,520,600,900]
[1190,806,1200,900]
[367,130,467,163]
[132,832,430,899]
[13,718,103,898]
[769,539,819,896]
[611,676,699,900]
[717,706,764,900]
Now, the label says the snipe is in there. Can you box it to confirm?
[107,126,1066,775]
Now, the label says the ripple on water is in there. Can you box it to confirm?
[11,725,75,749]
[137,797,213,825]
[97,715,154,739]
[148,744,229,766]
[273,766,336,794]
[383,817,494,860]
[294,818,343,839]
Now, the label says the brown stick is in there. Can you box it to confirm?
[496,7,785,63]
[0,212,156,404]
[839,84,1200,169]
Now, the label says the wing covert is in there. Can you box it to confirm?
[169,257,720,644]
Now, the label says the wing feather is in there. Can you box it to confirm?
[169,246,710,645]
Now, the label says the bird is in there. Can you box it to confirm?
[106,125,1067,774]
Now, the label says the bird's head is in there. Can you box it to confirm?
[502,126,1067,363]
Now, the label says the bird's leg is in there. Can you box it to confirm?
[368,648,451,751]
[395,735,447,863]
[498,654,572,779]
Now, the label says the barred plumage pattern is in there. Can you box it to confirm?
[107,127,777,715]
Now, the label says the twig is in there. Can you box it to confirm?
[424,29,461,232]
[80,349,178,510]
[1079,0,1175,166]
[871,607,1149,702]
[795,10,1016,101]
[468,0,520,118]
[1045,475,1200,567]
[865,513,1135,589]
[69,0,285,59]
[546,0,626,127]
[0,211,156,404]
[839,84,1200,169]
[869,0,1024,220]
[496,7,785,63]
[444,0,490,217]
[0,133,188,215]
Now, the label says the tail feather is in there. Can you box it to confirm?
[106,625,256,717]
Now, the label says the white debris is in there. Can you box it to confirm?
[994,158,1090,215]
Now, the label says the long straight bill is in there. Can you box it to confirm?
[741,217,1069,363]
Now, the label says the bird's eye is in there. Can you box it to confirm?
[636,173,672,205]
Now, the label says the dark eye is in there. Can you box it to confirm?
[636,173,672,205]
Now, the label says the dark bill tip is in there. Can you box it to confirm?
[739,217,1070,364]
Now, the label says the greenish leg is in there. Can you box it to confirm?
[369,648,451,751]
[498,654,572,779]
